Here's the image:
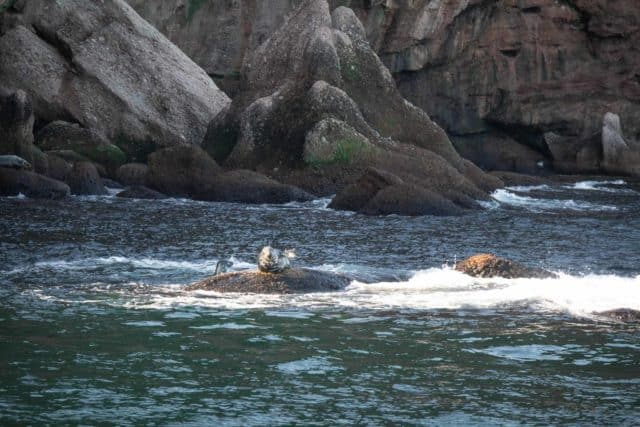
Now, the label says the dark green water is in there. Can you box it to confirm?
[1,180,640,425]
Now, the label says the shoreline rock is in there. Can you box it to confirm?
[455,254,557,279]
[187,268,351,294]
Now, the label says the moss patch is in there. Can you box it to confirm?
[187,0,207,22]
[0,0,15,13]
[340,53,361,82]
[306,136,374,167]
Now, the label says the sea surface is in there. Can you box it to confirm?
[1,179,640,425]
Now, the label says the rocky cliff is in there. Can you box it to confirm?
[129,0,640,175]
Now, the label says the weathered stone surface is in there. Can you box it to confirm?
[116,185,167,200]
[46,154,73,183]
[147,145,221,197]
[66,161,107,195]
[0,89,34,164]
[131,0,640,175]
[186,268,351,294]
[601,112,640,177]
[0,168,69,199]
[203,0,497,215]
[36,121,126,172]
[455,253,557,279]
[147,145,312,203]
[0,0,229,156]
[330,168,464,216]
[116,163,149,187]
[544,131,602,174]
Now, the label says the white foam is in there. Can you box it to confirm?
[564,180,633,193]
[491,189,617,212]
[92,267,640,321]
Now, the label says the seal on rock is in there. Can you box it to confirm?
[186,246,351,293]
[258,246,295,273]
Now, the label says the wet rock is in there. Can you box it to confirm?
[186,268,351,294]
[146,145,221,197]
[0,155,31,170]
[210,170,313,204]
[36,121,126,172]
[116,185,167,200]
[30,145,49,175]
[101,178,124,189]
[0,89,34,164]
[147,145,311,203]
[597,309,640,323]
[455,253,557,279]
[66,161,107,195]
[0,168,69,199]
[46,154,73,183]
[116,163,149,187]
[0,0,229,154]
[330,168,464,217]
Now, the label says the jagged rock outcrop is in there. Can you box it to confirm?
[203,1,499,215]
[0,0,229,160]
[601,112,640,176]
[130,0,640,175]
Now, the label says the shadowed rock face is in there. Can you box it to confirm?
[455,253,557,279]
[130,0,640,174]
[186,268,351,294]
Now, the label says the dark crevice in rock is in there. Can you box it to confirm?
[31,23,77,72]
[500,48,520,58]
[521,6,542,14]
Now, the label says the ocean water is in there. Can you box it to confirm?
[1,179,640,425]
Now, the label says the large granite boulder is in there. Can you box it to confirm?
[116,163,149,187]
[0,0,229,158]
[147,145,312,203]
[0,168,69,199]
[66,161,107,195]
[187,268,351,294]
[455,254,557,279]
[0,89,34,165]
[203,1,499,215]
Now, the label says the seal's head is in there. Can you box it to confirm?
[258,246,292,273]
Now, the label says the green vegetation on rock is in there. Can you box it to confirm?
[187,0,207,22]
[0,0,15,13]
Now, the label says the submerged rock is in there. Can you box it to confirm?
[455,254,557,279]
[116,185,167,200]
[597,309,640,323]
[187,268,350,294]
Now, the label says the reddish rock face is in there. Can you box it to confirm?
[129,0,640,172]
[366,0,640,142]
